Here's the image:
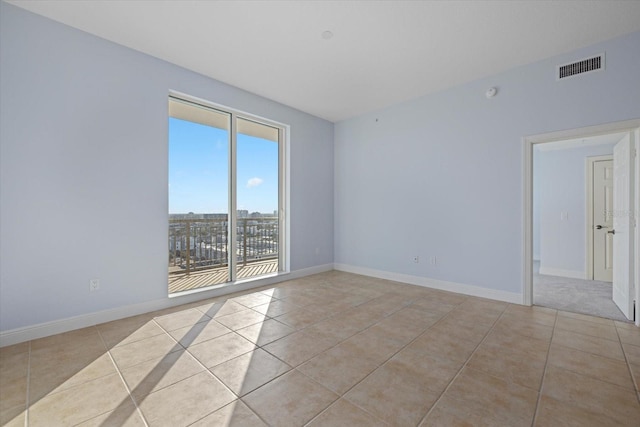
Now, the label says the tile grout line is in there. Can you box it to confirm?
[554,315,623,343]
[97,326,150,427]
[614,324,640,404]
[547,339,637,391]
[189,290,345,411]
[416,303,514,426]
[535,319,640,423]
[150,315,235,380]
[530,309,559,427]
[26,326,121,425]
[294,295,429,426]
[336,302,462,392]
[250,369,344,427]
[551,315,640,396]
[302,297,474,425]
[258,294,400,357]
[255,292,451,425]
[148,317,271,426]
[299,377,388,427]
[213,295,367,423]
[557,310,631,327]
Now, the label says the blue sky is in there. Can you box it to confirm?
[169,118,278,214]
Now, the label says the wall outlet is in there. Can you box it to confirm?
[315,247,320,255]
[89,279,100,292]
[413,255,419,263]
[430,256,437,265]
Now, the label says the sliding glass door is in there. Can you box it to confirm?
[236,119,280,280]
[168,96,285,294]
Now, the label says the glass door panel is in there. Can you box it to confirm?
[235,118,280,279]
[168,98,230,293]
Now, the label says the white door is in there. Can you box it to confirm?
[612,133,635,320]
[593,159,614,282]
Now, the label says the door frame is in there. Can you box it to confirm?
[586,155,614,281]
[168,90,292,290]
[523,118,640,326]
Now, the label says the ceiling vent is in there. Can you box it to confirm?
[557,53,605,80]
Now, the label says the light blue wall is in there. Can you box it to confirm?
[0,3,334,332]
[335,30,640,295]
[534,143,616,276]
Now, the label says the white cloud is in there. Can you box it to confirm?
[247,177,263,188]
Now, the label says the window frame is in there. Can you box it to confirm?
[168,91,290,293]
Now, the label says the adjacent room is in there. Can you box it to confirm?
[533,132,631,321]
[1,1,640,426]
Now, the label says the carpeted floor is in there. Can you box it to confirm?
[533,272,630,322]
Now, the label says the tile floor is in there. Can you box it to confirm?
[1,271,639,426]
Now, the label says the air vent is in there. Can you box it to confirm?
[557,53,605,80]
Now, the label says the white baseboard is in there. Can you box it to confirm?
[0,263,334,348]
[538,266,586,280]
[334,263,521,304]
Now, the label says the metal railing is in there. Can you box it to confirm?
[169,216,278,275]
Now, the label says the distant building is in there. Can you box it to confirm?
[169,213,227,220]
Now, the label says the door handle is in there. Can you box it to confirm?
[596,225,608,229]
[607,229,615,235]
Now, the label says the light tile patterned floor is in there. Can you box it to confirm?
[1,271,639,426]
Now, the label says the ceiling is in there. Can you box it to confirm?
[7,1,640,122]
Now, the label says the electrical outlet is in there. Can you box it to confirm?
[89,279,100,292]
[315,247,320,255]
[413,255,419,263]
[430,256,437,265]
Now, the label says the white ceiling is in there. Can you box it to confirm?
[7,0,640,122]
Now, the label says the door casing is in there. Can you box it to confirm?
[523,118,640,326]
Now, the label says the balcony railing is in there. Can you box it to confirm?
[169,216,278,276]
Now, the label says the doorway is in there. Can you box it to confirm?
[167,94,288,295]
[524,119,640,325]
